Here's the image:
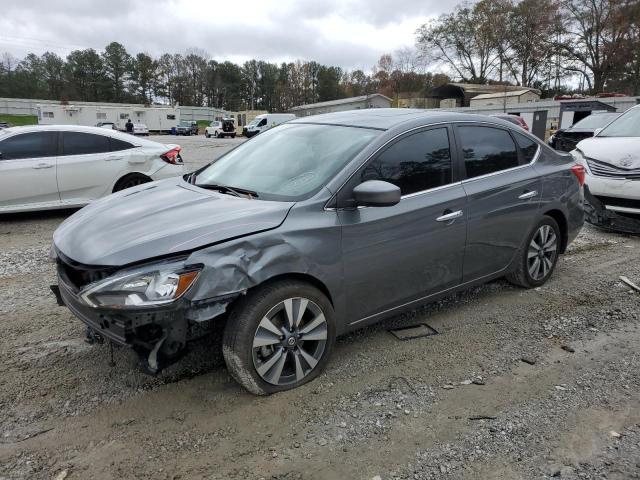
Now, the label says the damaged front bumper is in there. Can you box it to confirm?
[584,185,640,235]
[52,263,237,373]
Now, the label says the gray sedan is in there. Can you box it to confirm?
[51,109,584,394]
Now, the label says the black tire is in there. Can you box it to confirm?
[231,133,236,138]
[222,279,336,395]
[113,173,151,192]
[506,216,561,288]
[205,132,210,138]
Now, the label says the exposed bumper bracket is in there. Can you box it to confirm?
[584,185,640,235]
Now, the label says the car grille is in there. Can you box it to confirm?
[57,256,115,290]
[586,158,640,179]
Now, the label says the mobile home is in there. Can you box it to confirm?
[36,103,180,133]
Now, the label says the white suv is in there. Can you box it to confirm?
[205,119,236,138]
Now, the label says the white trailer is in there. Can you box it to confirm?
[36,103,180,133]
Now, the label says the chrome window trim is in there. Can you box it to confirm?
[324,120,542,211]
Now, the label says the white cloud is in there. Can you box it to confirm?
[0,0,455,69]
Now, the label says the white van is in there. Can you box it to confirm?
[243,113,296,138]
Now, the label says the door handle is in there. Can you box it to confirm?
[436,210,463,222]
[105,156,123,161]
[33,163,53,169]
[518,190,538,200]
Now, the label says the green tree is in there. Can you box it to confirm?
[65,49,106,101]
[130,52,157,103]
[102,42,132,102]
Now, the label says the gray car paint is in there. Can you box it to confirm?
[53,109,583,342]
[53,179,294,266]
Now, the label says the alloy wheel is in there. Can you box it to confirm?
[252,297,328,386]
[527,224,558,281]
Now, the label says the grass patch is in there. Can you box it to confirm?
[0,114,39,126]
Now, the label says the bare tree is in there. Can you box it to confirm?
[416,0,501,82]
[559,0,631,93]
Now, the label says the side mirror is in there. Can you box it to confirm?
[593,128,603,136]
[353,180,401,207]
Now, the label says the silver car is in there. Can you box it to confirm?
[51,110,584,394]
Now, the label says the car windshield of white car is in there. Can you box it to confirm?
[599,108,640,137]
[195,123,380,201]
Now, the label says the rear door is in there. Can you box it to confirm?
[0,131,59,210]
[454,124,542,282]
[57,131,132,203]
[339,126,467,325]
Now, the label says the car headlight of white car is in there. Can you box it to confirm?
[79,260,201,308]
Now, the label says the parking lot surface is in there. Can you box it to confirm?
[1,138,639,478]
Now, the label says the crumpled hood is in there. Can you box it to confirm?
[53,178,294,266]
[577,137,640,169]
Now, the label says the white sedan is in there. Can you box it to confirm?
[0,125,184,213]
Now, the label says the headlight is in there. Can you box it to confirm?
[79,260,201,308]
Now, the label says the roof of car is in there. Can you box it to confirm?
[290,108,512,130]
[0,124,163,147]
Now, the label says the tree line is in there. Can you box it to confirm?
[0,43,449,112]
[0,0,638,112]
[417,0,640,95]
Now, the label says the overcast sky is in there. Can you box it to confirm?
[0,0,459,70]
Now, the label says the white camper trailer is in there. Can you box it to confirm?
[36,103,180,133]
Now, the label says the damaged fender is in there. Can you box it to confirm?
[184,211,343,326]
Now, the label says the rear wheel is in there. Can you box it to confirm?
[113,173,151,192]
[507,216,561,288]
[205,131,211,138]
[222,279,335,395]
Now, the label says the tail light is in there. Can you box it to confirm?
[571,164,586,186]
[161,146,182,165]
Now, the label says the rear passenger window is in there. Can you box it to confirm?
[458,126,519,179]
[513,132,539,163]
[361,128,452,195]
[110,137,134,152]
[0,132,57,160]
[62,132,110,156]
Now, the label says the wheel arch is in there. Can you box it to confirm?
[248,272,334,307]
[112,172,152,193]
[542,208,568,253]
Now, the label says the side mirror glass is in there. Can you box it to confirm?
[353,180,401,207]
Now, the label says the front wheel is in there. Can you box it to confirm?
[222,280,336,395]
[506,216,561,288]
[205,132,210,138]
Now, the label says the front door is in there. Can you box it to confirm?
[0,131,59,211]
[338,126,467,325]
[454,124,542,282]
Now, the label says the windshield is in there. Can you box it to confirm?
[179,121,191,127]
[598,107,640,137]
[571,113,619,130]
[195,123,379,201]
[247,118,260,127]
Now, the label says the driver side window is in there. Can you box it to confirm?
[361,128,452,196]
[258,119,267,127]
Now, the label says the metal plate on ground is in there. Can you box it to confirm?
[388,323,439,341]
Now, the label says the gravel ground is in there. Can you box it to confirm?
[0,136,639,479]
